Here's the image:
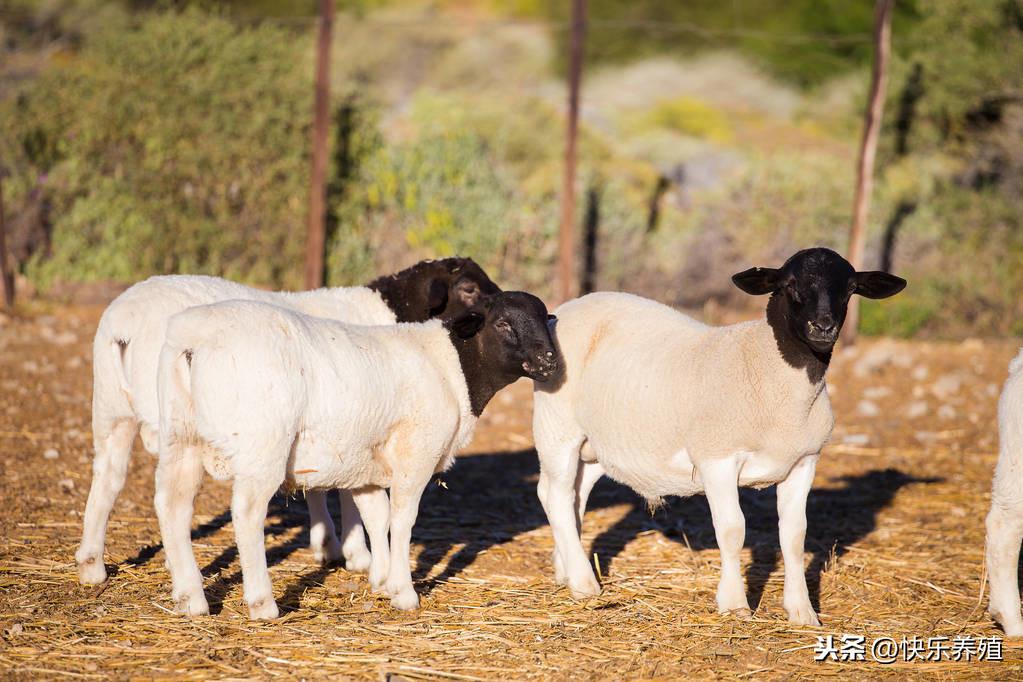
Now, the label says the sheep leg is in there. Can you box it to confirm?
[544,460,604,585]
[77,418,139,585]
[574,460,604,533]
[987,499,1023,637]
[384,470,431,611]
[154,444,209,617]
[351,486,390,592]
[339,489,372,573]
[536,469,566,584]
[541,453,601,599]
[232,474,284,620]
[701,456,751,617]
[306,490,343,565]
[776,454,820,626]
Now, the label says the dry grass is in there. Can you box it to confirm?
[1,304,1022,679]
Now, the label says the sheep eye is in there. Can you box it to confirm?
[495,320,512,332]
[786,283,802,304]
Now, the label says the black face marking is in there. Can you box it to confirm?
[367,257,501,323]
[732,247,906,370]
[445,291,558,416]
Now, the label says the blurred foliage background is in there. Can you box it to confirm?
[1,0,1021,336]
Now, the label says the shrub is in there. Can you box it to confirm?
[2,9,314,289]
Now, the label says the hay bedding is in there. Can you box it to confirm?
[1,306,1021,679]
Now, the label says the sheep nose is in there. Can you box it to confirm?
[808,320,836,337]
[535,351,559,375]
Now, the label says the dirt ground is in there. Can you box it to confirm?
[1,303,1022,680]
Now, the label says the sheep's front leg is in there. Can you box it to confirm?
[339,490,372,572]
[540,461,604,586]
[351,486,390,591]
[384,465,434,611]
[154,445,208,616]
[232,476,283,620]
[986,500,1023,637]
[701,456,750,617]
[306,490,343,565]
[540,458,600,599]
[776,454,820,626]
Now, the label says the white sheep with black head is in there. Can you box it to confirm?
[155,291,557,618]
[532,248,905,625]
[77,258,499,585]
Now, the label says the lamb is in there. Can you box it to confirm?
[532,248,905,625]
[986,350,1023,637]
[154,291,557,618]
[76,258,499,585]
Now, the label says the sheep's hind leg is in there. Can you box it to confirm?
[339,489,372,572]
[700,455,751,618]
[154,444,208,617]
[987,499,1023,637]
[233,471,286,620]
[77,418,139,585]
[306,490,343,565]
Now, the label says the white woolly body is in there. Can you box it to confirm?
[159,301,477,490]
[76,274,394,585]
[536,292,834,500]
[532,291,831,625]
[94,275,395,437]
[155,300,478,616]
[986,348,1023,637]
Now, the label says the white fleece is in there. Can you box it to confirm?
[77,275,393,585]
[533,291,831,626]
[155,300,477,618]
[986,348,1023,637]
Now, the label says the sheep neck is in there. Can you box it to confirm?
[765,293,830,386]
[448,333,518,417]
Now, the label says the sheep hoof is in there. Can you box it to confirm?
[313,537,344,565]
[77,557,108,586]
[567,576,601,600]
[990,608,1023,638]
[785,604,820,627]
[343,546,372,574]
[248,598,280,620]
[368,565,389,593]
[389,587,420,611]
[173,592,210,617]
[721,607,753,620]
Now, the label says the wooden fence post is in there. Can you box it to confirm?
[558,0,587,303]
[304,0,335,290]
[843,0,895,345]
[0,174,13,311]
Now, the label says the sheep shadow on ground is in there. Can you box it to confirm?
[411,449,942,614]
[114,449,941,615]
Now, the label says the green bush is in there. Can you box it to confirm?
[2,9,315,289]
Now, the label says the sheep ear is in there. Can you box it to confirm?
[453,278,482,308]
[426,278,449,316]
[731,267,780,295]
[448,311,486,339]
[853,271,906,299]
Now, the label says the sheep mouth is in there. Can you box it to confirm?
[522,360,558,382]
